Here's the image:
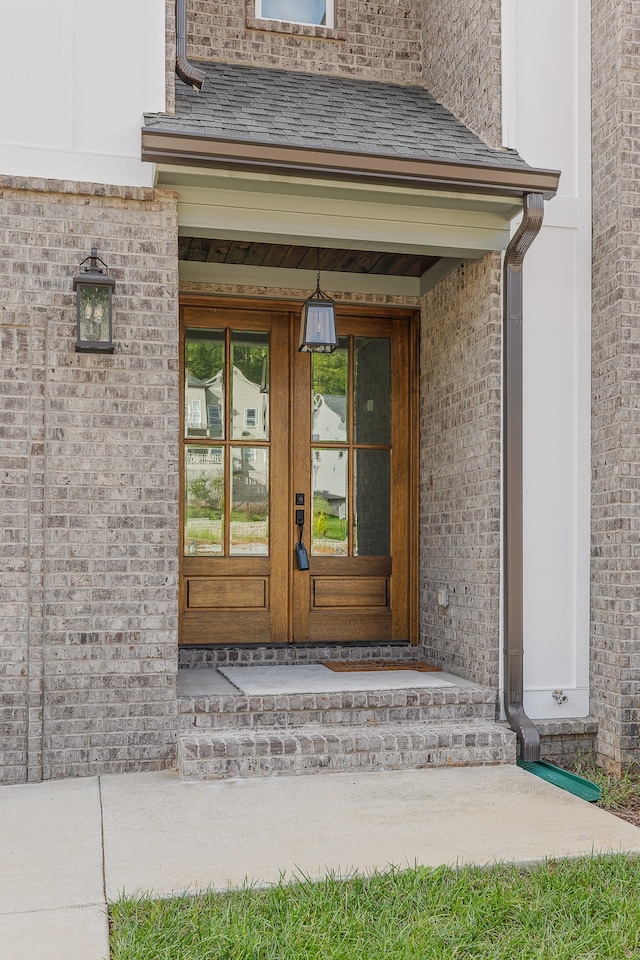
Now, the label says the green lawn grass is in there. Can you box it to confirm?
[110,856,640,959]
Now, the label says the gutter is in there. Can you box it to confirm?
[141,129,561,201]
[175,0,205,91]
[502,192,544,762]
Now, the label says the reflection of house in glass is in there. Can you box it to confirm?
[311,390,390,557]
[311,394,347,554]
[185,365,269,556]
[185,370,223,436]
[185,365,269,442]
[312,394,346,514]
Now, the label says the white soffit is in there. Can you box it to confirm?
[156,165,521,259]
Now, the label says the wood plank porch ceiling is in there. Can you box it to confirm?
[179,238,440,278]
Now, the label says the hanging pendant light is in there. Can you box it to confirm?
[298,250,338,354]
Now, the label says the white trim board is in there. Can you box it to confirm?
[179,259,462,297]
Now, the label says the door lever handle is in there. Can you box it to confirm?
[295,516,309,570]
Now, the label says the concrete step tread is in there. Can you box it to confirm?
[178,684,496,713]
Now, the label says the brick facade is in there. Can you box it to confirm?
[166,0,176,113]
[590,0,640,772]
[421,0,502,145]
[183,0,423,84]
[6,2,633,782]
[537,718,598,767]
[419,256,502,688]
[0,178,180,782]
[0,323,33,783]
[417,5,503,689]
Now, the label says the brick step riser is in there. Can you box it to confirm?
[179,645,422,669]
[180,751,512,781]
[179,729,516,781]
[179,701,497,731]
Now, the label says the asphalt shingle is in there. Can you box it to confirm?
[145,60,529,169]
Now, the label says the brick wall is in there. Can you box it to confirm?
[0,324,34,783]
[421,0,502,146]
[182,0,423,84]
[591,0,640,773]
[0,177,180,782]
[419,255,502,688]
[166,0,176,112]
[537,718,598,767]
[416,1,503,691]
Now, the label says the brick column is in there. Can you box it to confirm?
[591,0,640,771]
[0,177,180,781]
[420,255,502,687]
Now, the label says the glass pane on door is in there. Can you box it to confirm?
[230,446,269,555]
[311,448,348,555]
[311,339,348,442]
[184,446,224,555]
[354,449,390,556]
[231,331,269,440]
[354,337,390,444]
[185,330,225,439]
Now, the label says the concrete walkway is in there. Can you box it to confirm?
[3,766,640,960]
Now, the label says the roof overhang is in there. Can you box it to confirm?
[142,130,560,201]
[145,129,560,297]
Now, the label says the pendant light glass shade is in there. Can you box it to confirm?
[298,260,338,353]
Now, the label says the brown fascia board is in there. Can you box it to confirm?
[141,129,561,200]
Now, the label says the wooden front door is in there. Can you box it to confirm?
[180,300,417,646]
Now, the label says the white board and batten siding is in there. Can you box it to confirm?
[502,0,591,719]
[0,0,165,186]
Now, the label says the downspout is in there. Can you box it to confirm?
[175,0,205,90]
[503,192,544,763]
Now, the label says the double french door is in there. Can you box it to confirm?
[180,300,417,645]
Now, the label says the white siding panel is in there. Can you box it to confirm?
[512,1,579,198]
[0,0,165,185]
[1,1,71,150]
[522,225,581,690]
[502,0,591,719]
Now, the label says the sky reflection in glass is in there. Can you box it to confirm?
[261,0,328,26]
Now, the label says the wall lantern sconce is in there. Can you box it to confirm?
[73,247,115,353]
[298,254,338,354]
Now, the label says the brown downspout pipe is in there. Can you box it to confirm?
[176,0,205,90]
[503,192,544,763]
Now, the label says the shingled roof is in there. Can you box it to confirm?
[145,60,529,170]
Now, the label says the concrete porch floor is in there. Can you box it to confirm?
[176,663,480,696]
[3,766,640,959]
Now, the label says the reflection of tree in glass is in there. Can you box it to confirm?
[313,349,347,396]
[186,341,224,382]
[232,345,266,386]
[187,338,268,385]
[187,471,224,517]
[313,496,330,537]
